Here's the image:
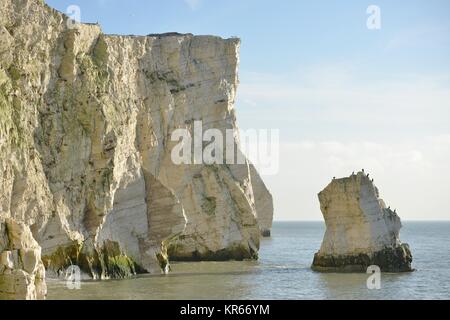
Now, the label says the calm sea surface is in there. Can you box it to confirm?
[47,221,450,300]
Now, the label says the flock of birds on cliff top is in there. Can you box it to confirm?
[331,169,397,214]
[332,169,372,181]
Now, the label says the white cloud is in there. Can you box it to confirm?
[235,66,450,221]
[236,66,450,145]
[184,0,201,10]
[265,136,450,221]
[384,25,450,52]
[96,0,108,7]
[239,68,450,124]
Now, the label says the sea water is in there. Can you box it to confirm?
[47,221,450,300]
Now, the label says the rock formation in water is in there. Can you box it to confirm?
[0,0,273,289]
[0,218,47,300]
[312,171,413,272]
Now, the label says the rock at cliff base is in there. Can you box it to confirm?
[0,219,47,300]
[312,172,413,273]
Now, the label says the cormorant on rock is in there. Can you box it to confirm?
[371,178,374,182]
[352,171,355,175]
[367,173,370,178]
[388,206,391,210]
[394,209,397,214]
[333,177,336,180]
[362,169,365,173]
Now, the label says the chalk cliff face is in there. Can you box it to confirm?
[250,164,273,237]
[312,172,413,272]
[0,218,47,300]
[0,0,273,284]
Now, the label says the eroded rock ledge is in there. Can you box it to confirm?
[312,172,413,272]
[0,218,47,300]
[0,0,273,288]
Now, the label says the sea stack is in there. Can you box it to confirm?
[312,171,413,272]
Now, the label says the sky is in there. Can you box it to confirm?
[46,0,450,221]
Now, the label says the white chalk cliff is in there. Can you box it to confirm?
[312,172,413,272]
[0,0,273,295]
